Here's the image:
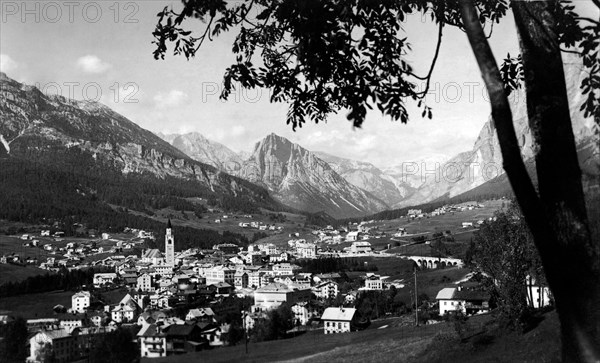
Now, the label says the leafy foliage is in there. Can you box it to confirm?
[499,1,599,122]
[355,288,408,320]
[153,1,512,129]
[250,303,294,342]
[557,0,600,121]
[499,53,524,93]
[469,204,545,331]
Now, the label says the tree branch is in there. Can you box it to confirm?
[194,16,215,53]
[458,0,549,250]
[560,47,584,55]
[412,12,444,96]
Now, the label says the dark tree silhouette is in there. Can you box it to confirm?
[0,317,28,363]
[89,328,139,363]
[152,1,599,361]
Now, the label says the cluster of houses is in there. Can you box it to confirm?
[210,214,284,233]
[1,228,156,271]
[5,215,553,362]
[311,223,386,246]
[237,220,283,231]
[406,203,485,220]
[18,221,409,361]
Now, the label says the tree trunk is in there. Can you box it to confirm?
[512,2,600,362]
[459,0,600,361]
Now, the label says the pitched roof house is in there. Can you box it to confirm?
[321,307,362,334]
[435,287,490,316]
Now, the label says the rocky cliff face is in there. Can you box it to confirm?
[161,132,244,173]
[0,73,277,207]
[315,151,418,207]
[237,134,389,218]
[396,57,597,207]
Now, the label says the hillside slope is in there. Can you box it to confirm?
[397,55,597,208]
[0,73,285,232]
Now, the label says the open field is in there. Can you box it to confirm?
[366,199,505,235]
[0,263,53,285]
[393,267,471,302]
[0,290,74,319]
[146,316,456,363]
[0,235,56,261]
[125,205,313,243]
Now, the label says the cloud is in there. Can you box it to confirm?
[76,55,111,74]
[0,54,18,74]
[154,90,189,109]
[231,125,246,137]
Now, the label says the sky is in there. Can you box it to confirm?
[0,0,528,168]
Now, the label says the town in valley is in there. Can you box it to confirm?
[1,0,598,362]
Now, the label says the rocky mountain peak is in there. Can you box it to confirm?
[240,133,388,218]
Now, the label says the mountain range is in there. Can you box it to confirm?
[160,132,389,218]
[0,72,284,230]
[1,53,596,226]
[159,56,597,215]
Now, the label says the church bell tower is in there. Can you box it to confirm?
[165,219,175,266]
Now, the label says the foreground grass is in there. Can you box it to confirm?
[143,311,560,363]
[146,319,455,363]
[416,311,561,363]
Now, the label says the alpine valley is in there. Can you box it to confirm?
[160,57,597,215]
[1,55,597,232]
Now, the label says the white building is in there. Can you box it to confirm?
[291,302,322,325]
[322,307,357,334]
[256,243,278,255]
[350,241,372,253]
[253,283,311,312]
[185,307,216,322]
[234,271,249,289]
[93,273,117,288]
[111,294,140,323]
[248,271,268,289]
[314,280,339,300]
[205,265,236,286]
[137,273,153,292]
[295,242,317,258]
[60,318,83,331]
[436,287,490,316]
[526,275,552,308]
[71,291,91,313]
[138,324,167,358]
[345,231,360,242]
[363,274,383,290]
[272,263,301,276]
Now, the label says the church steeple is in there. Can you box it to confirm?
[165,219,175,266]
